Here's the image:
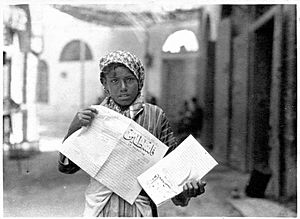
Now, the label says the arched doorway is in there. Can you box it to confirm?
[161,30,199,131]
[58,39,93,107]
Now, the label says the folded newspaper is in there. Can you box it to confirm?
[137,135,218,206]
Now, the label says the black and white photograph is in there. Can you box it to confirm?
[2,1,297,217]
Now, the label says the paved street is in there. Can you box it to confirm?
[3,149,243,217]
[158,164,244,217]
[3,119,296,217]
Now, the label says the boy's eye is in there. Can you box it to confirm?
[111,79,118,83]
[126,78,135,82]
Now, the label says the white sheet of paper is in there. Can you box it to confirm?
[57,105,169,204]
[58,105,130,177]
[137,135,218,206]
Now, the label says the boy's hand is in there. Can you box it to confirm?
[75,107,98,127]
[172,179,206,207]
[63,107,98,142]
[183,179,206,198]
[69,107,98,131]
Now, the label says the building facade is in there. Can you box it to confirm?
[3,5,39,153]
[200,5,297,201]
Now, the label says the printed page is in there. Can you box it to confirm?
[58,105,169,204]
[57,105,131,177]
[95,119,169,204]
[137,135,218,206]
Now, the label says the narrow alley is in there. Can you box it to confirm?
[3,3,297,218]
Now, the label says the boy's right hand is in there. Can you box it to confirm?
[71,107,98,130]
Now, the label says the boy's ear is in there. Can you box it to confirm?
[100,77,107,86]
[138,83,143,91]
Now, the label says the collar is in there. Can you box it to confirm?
[100,95,144,120]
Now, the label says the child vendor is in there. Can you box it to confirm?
[58,50,206,217]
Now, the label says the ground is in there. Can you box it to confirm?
[3,119,296,217]
[3,150,244,217]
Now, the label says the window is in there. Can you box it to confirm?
[59,40,93,62]
[162,30,198,53]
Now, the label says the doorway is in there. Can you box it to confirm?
[249,18,274,171]
[161,58,185,129]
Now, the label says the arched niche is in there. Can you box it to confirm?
[59,40,93,62]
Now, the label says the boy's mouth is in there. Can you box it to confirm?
[118,94,130,100]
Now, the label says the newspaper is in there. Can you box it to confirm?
[137,135,218,206]
[58,105,168,204]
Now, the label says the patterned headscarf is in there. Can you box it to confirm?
[98,50,145,119]
[99,50,145,90]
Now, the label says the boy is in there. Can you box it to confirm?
[58,50,206,217]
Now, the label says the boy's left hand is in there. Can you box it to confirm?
[172,179,206,206]
[183,179,206,198]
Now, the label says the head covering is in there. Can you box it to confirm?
[99,50,145,90]
[99,50,145,119]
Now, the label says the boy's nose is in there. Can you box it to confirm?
[120,80,127,90]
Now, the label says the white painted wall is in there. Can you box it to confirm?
[38,6,146,119]
[36,5,219,120]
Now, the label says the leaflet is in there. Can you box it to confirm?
[58,105,169,204]
[137,135,218,206]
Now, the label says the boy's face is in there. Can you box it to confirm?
[103,66,139,107]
